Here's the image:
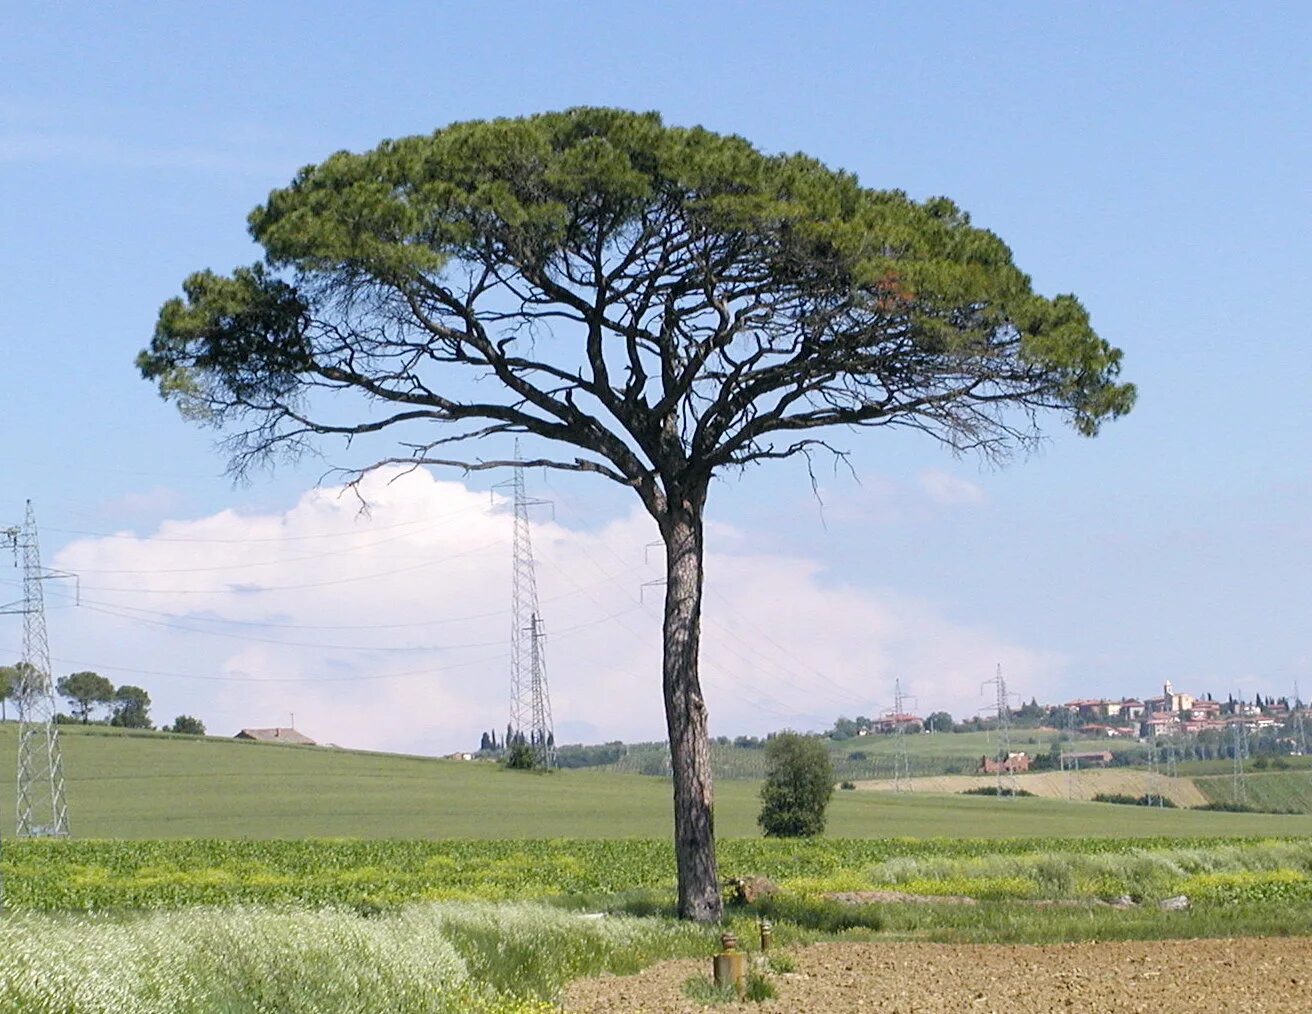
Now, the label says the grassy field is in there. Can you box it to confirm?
[1194,770,1312,813]
[599,729,1123,779]
[5,724,1312,838]
[8,838,1312,1010]
[15,835,1312,911]
[855,768,1208,807]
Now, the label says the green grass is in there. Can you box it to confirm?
[1194,770,1312,813]
[681,974,742,1004]
[9,724,1312,838]
[603,730,1121,780]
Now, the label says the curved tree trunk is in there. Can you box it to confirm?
[661,494,723,923]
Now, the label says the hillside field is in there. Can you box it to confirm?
[1194,770,1312,813]
[855,768,1209,807]
[598,728,1123,780]
[3,724,1312,838]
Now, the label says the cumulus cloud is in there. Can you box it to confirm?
[30,468,1057,754]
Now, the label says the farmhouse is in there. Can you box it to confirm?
[1078,724,1136,738]
[235,727,316,746]
[1061,750,1114,768]
[978,752,1029,775]
[873,713,924,734]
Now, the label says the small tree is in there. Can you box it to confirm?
[758,732,835,837]
[110,685,152,729]
[56,671,114,724]
[169,715,206,735]
[0,664,16,721]
[926,710,954,733]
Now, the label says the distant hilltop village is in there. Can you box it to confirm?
[829,681,1299,743]
[1060,681,1286,739]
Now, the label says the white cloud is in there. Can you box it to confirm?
[918,468,987,506]
[31,468,1057,754]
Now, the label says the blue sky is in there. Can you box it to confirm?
[1,2,1309,750]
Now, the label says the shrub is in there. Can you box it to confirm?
[1092,793,1176,808]
[839,781,856,790]
[961,786,1035,797]
[1193,801,1298,815]
[504,742,538,770]
[758,733,834,838]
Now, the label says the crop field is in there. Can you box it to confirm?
[600,729,1123,780]
[7,837,1312,1010]
[1194,770,1312,813]
[5,728,1312,1009]
[7,836,1312,912]
[855,768,1209,807]
[7,724,1312,838]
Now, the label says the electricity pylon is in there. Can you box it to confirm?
[982,664,1017,797]
[1231,714,1248,806]
[1061,703,1080,800]
[885,678,915,792]
[2,503,70,837]
[506,445,556,769]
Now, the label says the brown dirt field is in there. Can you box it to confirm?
[563,937,1311,1012]
[854,768,1208,807]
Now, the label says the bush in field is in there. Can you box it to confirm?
[758,733,835,838]
[1093,793,1176,808]
[961,786,1036,797]
[504,742,536,770]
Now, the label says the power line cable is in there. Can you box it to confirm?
[74,599,640,653]
[25,539,507,595]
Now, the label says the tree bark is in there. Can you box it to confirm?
[661,491,723,923]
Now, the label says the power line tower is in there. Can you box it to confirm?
[1,503,70,837]
[982,664,1017,797]
[1060,703,1080,800]
[505,445,556,769]
[526,613,555,769]
[1145,723,1160,806]
[1231,713,1249,806]
[885,678,916,792]
[1293,682,1308,757]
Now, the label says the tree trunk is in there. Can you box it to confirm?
[661,495,722,923]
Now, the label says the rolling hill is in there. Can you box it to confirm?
[2,723,1311,838]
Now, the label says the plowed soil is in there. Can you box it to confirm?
[563,937,1310,1012]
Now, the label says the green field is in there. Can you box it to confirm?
[1194,770,1312,813]
[596,729,1123,780]
[6,724,1312,838]
[5,725,1312,1012]
[10,835,1312,912]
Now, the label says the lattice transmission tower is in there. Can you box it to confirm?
[982,664,1018,797]
[885,678,916,792]
[506,446,555,769]
[1294,682,1308,756]
[1060,703,1080,800]
[1230,712,1249,806]
[1,503,70,837]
